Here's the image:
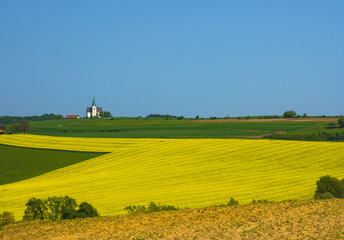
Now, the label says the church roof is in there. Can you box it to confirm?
[92,97,96,106]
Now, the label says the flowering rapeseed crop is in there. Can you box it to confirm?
[0,134,343,219]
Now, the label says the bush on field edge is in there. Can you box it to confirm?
[23,196,99,221]
[314,175,344,199]
[124,201,179,214]
[0,211,15,227]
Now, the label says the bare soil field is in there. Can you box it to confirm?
[2,199,343,240]
[190,118,338,123]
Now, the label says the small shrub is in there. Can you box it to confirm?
[0,211,15,226]
[77,202,99,218]
[227,197,239,206]
[338,117,344,128]
[124,205,147,214]
[147,201,160,212]
[251,199,272,204]
[314,175,344,199]
[314,192,335,200]
[124,202,178,214]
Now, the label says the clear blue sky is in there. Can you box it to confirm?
[1,1,343,117]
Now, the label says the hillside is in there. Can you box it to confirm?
[0,134,343,220]
[1,199,343,239]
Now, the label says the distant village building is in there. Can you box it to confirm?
[65,115,81,119]
[86,97,102,118]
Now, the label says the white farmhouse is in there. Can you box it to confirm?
[86,97,103,118]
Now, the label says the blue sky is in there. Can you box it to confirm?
[1,1,343,117]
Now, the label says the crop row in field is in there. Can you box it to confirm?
[0,134,343,220]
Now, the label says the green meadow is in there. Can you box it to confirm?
[26,118,325,138]
[0,144,103,185]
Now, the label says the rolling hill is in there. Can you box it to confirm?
[0,134,343,220]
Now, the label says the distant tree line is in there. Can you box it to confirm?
[146,114,177,119]
[0,114,63,125]
[146,114,185,120]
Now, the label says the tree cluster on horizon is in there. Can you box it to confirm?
[0,114,63,125]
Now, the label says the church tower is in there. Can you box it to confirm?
[91,97,97,117]
[86,97,103,118]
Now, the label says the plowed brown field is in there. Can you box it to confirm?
[2,199,343,240]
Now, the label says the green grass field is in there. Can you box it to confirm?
[26,118,326,138]
[0,144,104,185]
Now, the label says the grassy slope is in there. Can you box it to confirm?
[2,199,344,239]
[0,144,104,185]
[27,118,321,138]
[0,135,343,220]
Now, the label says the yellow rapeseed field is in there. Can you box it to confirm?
[0,134,343,220]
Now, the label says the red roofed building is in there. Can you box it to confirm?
[65,115,81,119]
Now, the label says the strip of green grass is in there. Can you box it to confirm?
[27,119,320,138]
[0,144,104,185]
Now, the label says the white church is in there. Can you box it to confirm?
[86,97,103,118]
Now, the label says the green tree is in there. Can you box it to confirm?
[20,120,30,132]
[314,175,344,199]
[338,117,344,128]
[103,111,112,118]
[283,110,296,118]
[0,211,15,226]
[196,115,199,120]
[23,198,46,221]
[77,202,99,218]
[44,196,78,220]
[10,124,22,133]
[0,123,6,131]
[61,196,78,219]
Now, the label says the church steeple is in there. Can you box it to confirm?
[87,97,102,118]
